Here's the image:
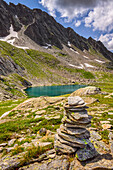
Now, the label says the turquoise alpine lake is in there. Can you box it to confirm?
[25,84,86,97]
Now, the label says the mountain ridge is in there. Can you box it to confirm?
[0,0,113,61]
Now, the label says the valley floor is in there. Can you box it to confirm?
[0,80,113,169]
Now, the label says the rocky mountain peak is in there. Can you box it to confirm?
[0,0,113,61]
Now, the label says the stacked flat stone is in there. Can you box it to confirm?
[54,96,98,161]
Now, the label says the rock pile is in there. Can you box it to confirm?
[54,96,98,161]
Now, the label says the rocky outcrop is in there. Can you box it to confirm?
[0,56,24,76]
[54,96,98,161]
[70,86,101,97]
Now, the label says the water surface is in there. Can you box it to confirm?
[25,84,86,97]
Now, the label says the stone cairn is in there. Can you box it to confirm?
[54,96,98,161]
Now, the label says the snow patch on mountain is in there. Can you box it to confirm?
[83,55,89,59]
[70,48,79,54]
[95,59,105,63]
[68,63,84,69]
[0,25,18,42]
[68,41,71,47]
[84,63,95,68]
[0,25,29,49]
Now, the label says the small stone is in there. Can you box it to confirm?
[100,121,110,124]
[6,147,14,153]
[68,96,85,106]
[36,134,42,139]
[108,112,113,115]
[48,153,56,159]
[102,124,112,129]
[0,143,7,147]
[39,142,52,148]
[8,139,16,146]
[0,147,3,153]
[46,149,56,156]
[54,106,60,110]
[18,137,25,142]
[95,141,110,152]
[46,130,55,136]
[14,144,18,148]
[37,153,47,162]
[39,128,47,135]
[76,141,98,161]
[109,132,113,155]
[90,131,101,142]
[53,115,60,119]
[108,118,112,121]
[35,115,42,119]
[21,142,31,149]
[35,110,46,115]
[108,132,113,140]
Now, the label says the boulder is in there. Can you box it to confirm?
[76,141,98,161]
[70,86,101,97]
[102,124,112,129]
[8,139,16,146]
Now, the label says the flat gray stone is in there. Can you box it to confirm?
[55,134,85,148]
[8,139,16,146]
[19,156,69,170]
[76,141,98,161]
[68,96,85,106]
[60,125,90,139]
[108,112,113,115]
[64,114,92,125]
[60,124,87,135]
[57,129,87,146]
[108,132,113,155]
[90,131,101,142]
[6,147,14,153]
[64,123,91,128]
[67,110,88,120]
[0,143,7,147]
[0,147,3,153]
[54,140,77,154]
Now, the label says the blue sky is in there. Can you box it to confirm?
[4,0,113,51]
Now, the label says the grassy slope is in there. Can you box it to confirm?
[0,41,97,100]
[0,38,113,167]
[0,41,96,80]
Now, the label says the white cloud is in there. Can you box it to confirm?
[99,33,113,51]
[75,20,81,27]
[85,1,113,32]
[39,0,113,51]
[39,0,113,32]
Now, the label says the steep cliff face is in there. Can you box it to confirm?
[0,0,113,61]
[88,37,113,61]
